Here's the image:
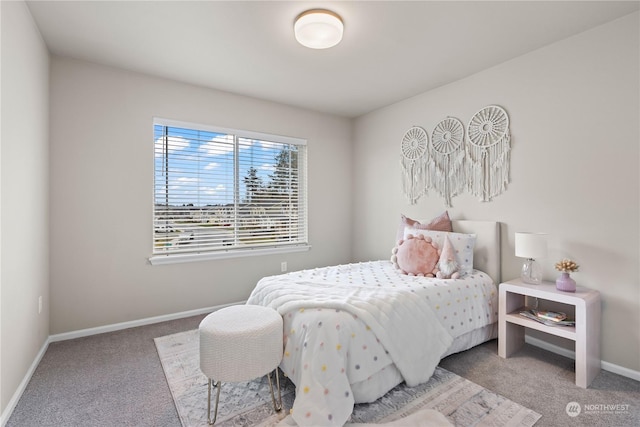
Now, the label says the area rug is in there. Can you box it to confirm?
[155,330,541,427]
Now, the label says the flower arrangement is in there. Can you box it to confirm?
[555,258,579,273]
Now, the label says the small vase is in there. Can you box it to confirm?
[556,272,576,292]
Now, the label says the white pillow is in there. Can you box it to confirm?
[403,228,477,277]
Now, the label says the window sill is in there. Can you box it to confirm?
[148,245,311,266]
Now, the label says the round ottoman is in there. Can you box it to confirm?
[199,304,283,425]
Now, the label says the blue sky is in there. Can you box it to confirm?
[154,125,282,206]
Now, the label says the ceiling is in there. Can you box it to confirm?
[26,1,639,118]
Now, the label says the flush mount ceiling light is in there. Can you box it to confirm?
[294,9,343,49]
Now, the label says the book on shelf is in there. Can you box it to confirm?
[532,309,566,322]
[519,309,575,327]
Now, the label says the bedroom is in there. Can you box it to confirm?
[1,0,639,426]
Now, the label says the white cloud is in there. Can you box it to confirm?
[177,177,199,183]
[154,136,190,157]
[259,140,281,150]
[204,162,220,170]
[200,184,227,196]
[200,135,234,156]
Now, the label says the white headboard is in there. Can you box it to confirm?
[451,220,501,284]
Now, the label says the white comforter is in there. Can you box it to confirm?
[247,261,497,427]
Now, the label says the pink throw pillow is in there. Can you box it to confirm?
[395,211,452,244]
[391,234,441,276]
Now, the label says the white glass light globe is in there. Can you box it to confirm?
[294,10,343,49]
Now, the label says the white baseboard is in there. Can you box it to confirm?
[525,335,640,382]
[48,301,245,342]
[1,301,244,427]
[1,338,50,427]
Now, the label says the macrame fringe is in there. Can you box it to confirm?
[401,155,429,205]
[466,131,511,202]
[428,148,465,207]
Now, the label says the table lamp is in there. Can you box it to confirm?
[515,232,547,285]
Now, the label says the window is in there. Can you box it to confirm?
[150,118,308,264]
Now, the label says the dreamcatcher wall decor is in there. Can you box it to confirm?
[466,105,511,202]
[400,126,429,204]
[429,117,465,207]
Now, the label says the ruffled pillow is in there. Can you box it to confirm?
[391,234,441,276]
[395,211,452,244]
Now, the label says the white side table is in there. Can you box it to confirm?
[498,278,601,388]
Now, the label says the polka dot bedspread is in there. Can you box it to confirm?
[247,260,498,427]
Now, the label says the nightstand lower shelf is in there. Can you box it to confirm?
[504,310,576,340]
[499,279,601,388]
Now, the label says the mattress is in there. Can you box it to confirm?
[247,260,498,426]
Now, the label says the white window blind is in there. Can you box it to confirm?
[152,119,308,262]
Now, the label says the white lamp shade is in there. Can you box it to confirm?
[515,232,548,259]
[294,9,343,49]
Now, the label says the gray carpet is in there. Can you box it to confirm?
[439,340,640,426]
[6,313,640,426]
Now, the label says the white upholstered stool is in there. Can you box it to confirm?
[199,304,283,425]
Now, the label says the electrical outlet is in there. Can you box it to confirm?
[281,261,287,272]
[38,296,43,314]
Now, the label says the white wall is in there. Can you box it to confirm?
[0,0,50,415]
[49,58,352,334]
[352,13,639,372]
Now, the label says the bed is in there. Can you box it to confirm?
[247,220,501,426]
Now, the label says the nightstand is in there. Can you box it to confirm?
[498,278,601,388]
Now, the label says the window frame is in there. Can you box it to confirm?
[149,118,310,265]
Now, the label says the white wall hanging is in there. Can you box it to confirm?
[429,117,465,207]
[466,105,511,202]
[400,126,429,204]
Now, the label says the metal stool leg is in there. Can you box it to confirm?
[207,378,222,425]
[267,369,283,412]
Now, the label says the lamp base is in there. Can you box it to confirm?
[521,258,542,285]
